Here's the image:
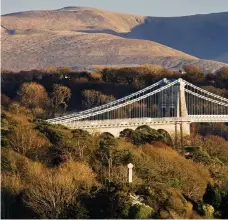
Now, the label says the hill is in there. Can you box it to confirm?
[126,12,228,62]
[1,7,228,72]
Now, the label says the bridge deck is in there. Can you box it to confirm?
[62,115,228,129]
[189,115,228,122]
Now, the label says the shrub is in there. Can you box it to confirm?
[82,184,135,218]
[8,102,32,116]
[136,183,193,219]
[203,183,222,209]
[157,129,173,146]
[122,125,164,145]
[208,164,228,190]
[129,204,153,219]
[191,135,228,165]
[184,145,214,165]
[35,120,63,145]
[202,204,215,218]
[119,128,134,141]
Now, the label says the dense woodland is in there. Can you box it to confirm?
[1,64,228,219]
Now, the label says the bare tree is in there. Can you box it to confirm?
[72,129,91,160]
[23,161,97,219]
[99,136,118,183]
[8,124,46,155]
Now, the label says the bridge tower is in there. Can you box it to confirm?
[158,78,188,118]
[158,78,190,136]
[177,78,188,118]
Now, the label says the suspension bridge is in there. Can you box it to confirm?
[46,78,228,137]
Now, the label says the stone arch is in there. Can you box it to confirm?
[99,132,115,139]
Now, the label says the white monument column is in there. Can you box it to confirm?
[127,163,134,183]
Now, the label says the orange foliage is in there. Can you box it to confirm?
[140,144,210,200]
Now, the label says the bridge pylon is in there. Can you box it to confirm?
[177,78,188,118]
[158,78,190,137]
[158,78,188,118]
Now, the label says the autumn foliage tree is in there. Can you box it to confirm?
[183,65,205,83]
[81,90,115,109]
[51,84,71,117]
[18,82,48,114]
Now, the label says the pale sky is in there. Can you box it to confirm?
[1,0,228,16]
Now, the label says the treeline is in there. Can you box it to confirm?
[1,64,228,137]
[2,65,228,113]
[2,82,71,119]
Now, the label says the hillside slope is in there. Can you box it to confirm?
[1,29,197,71]
[1,7,228,72]
[126,12,228,62]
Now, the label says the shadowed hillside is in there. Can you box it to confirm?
[126,12,228,62]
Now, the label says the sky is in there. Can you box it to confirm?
[1,0,228,16]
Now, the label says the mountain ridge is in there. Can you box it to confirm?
[1,7,228,72]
